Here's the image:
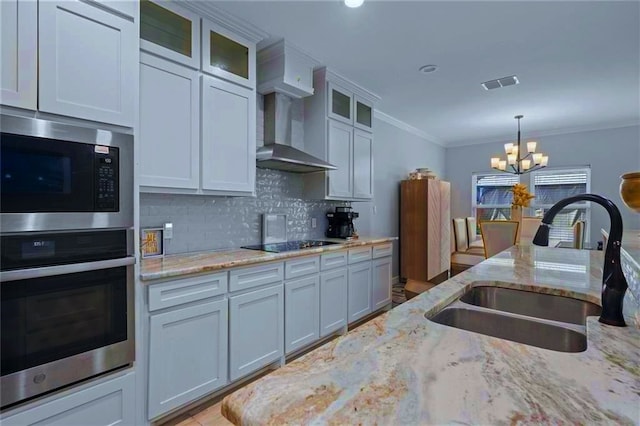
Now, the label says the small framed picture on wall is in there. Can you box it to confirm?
[141,228,164,258]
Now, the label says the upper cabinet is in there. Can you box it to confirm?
[202,19,255,89]
[1,0,136,127]
[140,0,200,69]
[304,68,380,201]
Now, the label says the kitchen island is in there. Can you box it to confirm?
[222,245,640,424]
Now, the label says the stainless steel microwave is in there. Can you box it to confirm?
[0,115,133,233]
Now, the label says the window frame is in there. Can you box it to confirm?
[471,172,521,224]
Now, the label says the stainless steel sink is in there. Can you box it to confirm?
[430,306,588,353]
[460,286,601,325]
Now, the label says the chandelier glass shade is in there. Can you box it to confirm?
[491,115,549,175]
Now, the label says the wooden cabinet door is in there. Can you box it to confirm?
[284,275,320,354]
[0,0,37,110]
[347,261,372,323]
[426,179,443,280]
[139,53,200,190]
[354,96,373,131]
[353,129,374,199]
[327,81,353,125]
[148,299,228,419]
[229,285,284,381]
[327,119,353,199]
[319,268,348,337]
[38,0,135,126]
[201,75,256,194]
[372,257,392,310]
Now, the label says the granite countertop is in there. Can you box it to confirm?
[222,245,640,425]
[140,237,397,281]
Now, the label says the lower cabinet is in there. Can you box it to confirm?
[229,284,284,381]
[2,372,135,426]
[372,257,392,310]
[319,268,348,337]
[148,299,228,420]
[347,261,372,323]
[284,275,320,354]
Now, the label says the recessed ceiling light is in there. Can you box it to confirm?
[344,0,364,8]
[419,65,438,74]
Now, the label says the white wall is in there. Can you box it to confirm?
[445,125,640,242]
[357,118,446,277]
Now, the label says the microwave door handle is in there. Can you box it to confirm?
[0,257,136,282]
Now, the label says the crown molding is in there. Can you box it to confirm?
[181,1,270,43]
[316,67,381,103]
[374,110,444,146]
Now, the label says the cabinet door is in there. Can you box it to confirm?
[140,0,201,69]
[38,0,135,127]
[353,129,374,199]
[140,53,199,190]
[348,261,372,323]
[372,257,392,310]
[148,299,228,420]
[354,96,373,131]
[327,81,353,125]
[2,372,135,426]
[0,0,37,110]
[201,75,256,194]
[284,275,320,354]
[327,119,353,199]
[319,268,348,337]
[229,285,283,381]
[202,19,255,89]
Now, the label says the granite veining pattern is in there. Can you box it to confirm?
[140,237,396,281]
[222,245,640,425]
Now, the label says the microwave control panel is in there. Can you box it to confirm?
[94,147,119,211]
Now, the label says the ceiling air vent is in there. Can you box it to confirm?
[482,75,519,90]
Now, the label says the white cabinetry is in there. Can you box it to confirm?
[257,39,317,98]
[229,284,284,381]
[304,67,380,201]
[2,372,135,426]
[372,257,392,310]
[284,275,320,354]
[148,299,228,419]
[347,261,372,323]
[0,0,37,110]
[38,0,135,126]
[319,267,348,337]
[139,53,200,190]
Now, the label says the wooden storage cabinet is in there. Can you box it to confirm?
[372,257,392,310]
[284,275,320,354]
[353,129,374,199]
[2,372,135,426]
[347,261,372,323]
[319,267,348,337]
[0,0,37,110]
[327,119,354,198]
[148,299,228,419]
[229,284,284,381]
[38,0,136,127]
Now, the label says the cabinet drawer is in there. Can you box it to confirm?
[285,256,320,280]
[372,243,393,259]
[321,251,348,271]
[229,262,284,293]
[148,272,228,312]
[348,246,372,264]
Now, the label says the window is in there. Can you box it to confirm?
[530,167,591,242]
[471,173,520,224]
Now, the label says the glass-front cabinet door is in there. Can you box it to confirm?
[354,96,373,131]
[202,19,255,88]
[139,0,200,69]
[327,82,353,125]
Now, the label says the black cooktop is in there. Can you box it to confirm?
[242,240,339,253]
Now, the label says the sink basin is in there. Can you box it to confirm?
[460,286,601,325]
[430,307,587,353]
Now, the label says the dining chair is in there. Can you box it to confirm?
[573,220,586,249]
[480,220,520,258]
[520,216,542,245]
[465,217,484,249]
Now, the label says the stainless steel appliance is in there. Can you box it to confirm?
[0,115,133,233]
[242,240,338,253]
[0,229,135,408]
[326,207,359,239]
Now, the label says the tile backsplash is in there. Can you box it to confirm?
[140,168,348,254]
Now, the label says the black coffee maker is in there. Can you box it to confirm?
[326,207,359,239]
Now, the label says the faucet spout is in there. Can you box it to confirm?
[532,194,627,327]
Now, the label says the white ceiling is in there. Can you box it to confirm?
[212,0,640,146]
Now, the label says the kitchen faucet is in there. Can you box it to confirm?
[533,194,628,327]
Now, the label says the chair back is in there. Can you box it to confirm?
[466,217,478,243]
[452,218,468,252]
[480,220,520,258]
[573,220,586,249]
[520,217,542,244]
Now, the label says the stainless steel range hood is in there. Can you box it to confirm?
[257,93,336,173]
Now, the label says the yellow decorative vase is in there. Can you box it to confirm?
[620,172,640,213]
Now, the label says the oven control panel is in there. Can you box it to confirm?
[94,147,119,212]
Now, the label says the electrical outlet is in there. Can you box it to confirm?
[311,218,317,228]
[373,205,377,215]
[163,222,173,239]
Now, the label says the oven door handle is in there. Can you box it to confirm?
[0,257,136,282]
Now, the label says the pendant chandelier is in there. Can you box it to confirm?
[491,115,549,175]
